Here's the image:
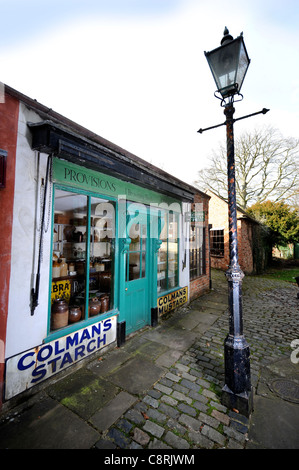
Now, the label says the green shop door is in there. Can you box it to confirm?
[121,204,151,335]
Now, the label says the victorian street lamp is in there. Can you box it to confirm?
[204,27,253,416]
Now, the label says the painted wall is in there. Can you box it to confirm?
[5,103,52,358]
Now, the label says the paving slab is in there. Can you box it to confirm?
[132,339,169,360]
[155,348,183,368]
[87,350,131,377]
[143,326,197,351]
[247,395,299,449]
[0,396,99,449]
[90,391,137,431]
[46,368,119,420]
[176,309,207,330]
[107,357,165,395]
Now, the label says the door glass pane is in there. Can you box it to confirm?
[141,223,147,277]
[128,222,140,280]
[126,220,147,281]
[157,212,168,292]
[141,252,146,278]
[89,197,115,316]
[168,213,178,288]
[51,189,87,331]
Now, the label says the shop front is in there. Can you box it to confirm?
[47,156,182,341]
[0,85,209,407]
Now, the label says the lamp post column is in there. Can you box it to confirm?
[221,101,253,416]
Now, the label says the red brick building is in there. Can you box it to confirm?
[207,190,271,275]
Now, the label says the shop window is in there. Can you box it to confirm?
[50,188,115,332]
[157,211,179,293]
[190,226,206,280]
[210,229,224,257]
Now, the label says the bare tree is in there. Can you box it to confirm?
[195,127,299,210]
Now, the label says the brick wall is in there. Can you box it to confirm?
[238,218,253,273]
[208,191,255,275]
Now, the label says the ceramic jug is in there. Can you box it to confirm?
[68,306,82,323]
[89,297,101,317]
[51,299,68,329]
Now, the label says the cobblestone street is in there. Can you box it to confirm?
[93,269,299,450]
[1,269,298,450]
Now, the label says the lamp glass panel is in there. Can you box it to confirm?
[235,40,250,91]
[206,36,249,97]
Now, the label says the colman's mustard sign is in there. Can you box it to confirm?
[158,287,188,315]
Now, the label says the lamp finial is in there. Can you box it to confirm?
[221,27,233,45]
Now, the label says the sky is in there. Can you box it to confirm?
[0,0,298,186]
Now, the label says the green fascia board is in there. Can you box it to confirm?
[53,158,181,208]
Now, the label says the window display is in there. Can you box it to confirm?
[157,211,179,293]
[50,188,115,332]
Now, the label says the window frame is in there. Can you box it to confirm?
[157,210,180,294]
[46,184,118,342]
[189,225,206,280]
[210,228,225,257]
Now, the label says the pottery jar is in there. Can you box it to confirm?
[76,261,85,275]
[52,261,60,278]
[89,297,101,317]
[60,258,68,277]
[68,306,82,323]
[51,299,69,330]
[68,262,75,274]
[100,294,110,313]
[99,271,112,291]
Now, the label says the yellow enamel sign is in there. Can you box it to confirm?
[51,279,71,304]
[158,287,188,315]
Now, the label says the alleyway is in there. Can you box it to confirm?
[0,269,298,449]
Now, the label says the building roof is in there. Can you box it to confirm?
[5,84,208,203]
[206,189,262,225]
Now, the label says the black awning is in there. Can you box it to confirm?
[28,120,194,202]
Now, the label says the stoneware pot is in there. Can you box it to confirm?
[51,299,69,330]
[89,297,101,317]
[68,306,82,323]
[100,294,110,313]
[99,271,112,291]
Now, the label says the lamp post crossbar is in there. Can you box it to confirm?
[197,107,269,134]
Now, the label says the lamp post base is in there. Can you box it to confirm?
[222,384,253,418]
[222,334,253,417]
